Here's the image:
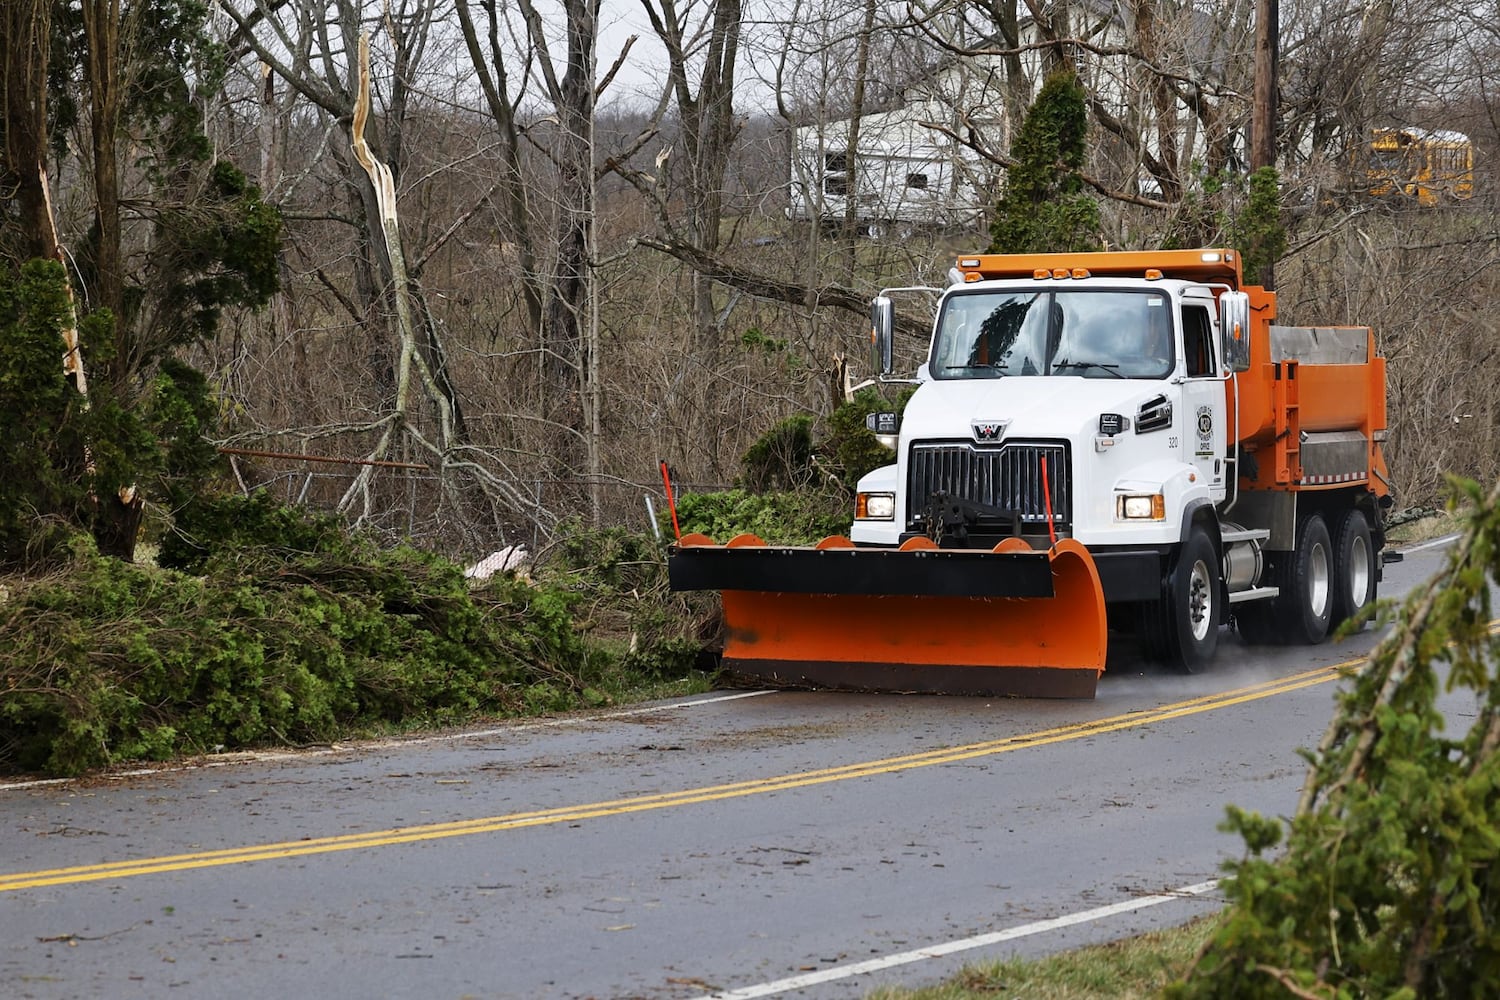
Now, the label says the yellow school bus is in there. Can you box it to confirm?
[1369,128,1474,205]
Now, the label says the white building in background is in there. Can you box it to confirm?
[786,59,1011,237]
[786,3,1239,237]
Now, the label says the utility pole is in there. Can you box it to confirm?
[1252,0,1279,288]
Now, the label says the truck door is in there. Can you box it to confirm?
[1180,300,1228,500]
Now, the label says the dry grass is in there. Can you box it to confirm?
[1386,507,1460,545]
[864,916,1214,1000]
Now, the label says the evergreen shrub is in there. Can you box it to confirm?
[1170,476,1500,999]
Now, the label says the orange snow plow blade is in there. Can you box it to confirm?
[668,534,1107,698]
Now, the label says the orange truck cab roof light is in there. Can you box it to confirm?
[958,248,1246,287]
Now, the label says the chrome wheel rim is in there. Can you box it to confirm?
[1348,534,1371,610]
[1309,542,1330,618]
[1188,558,1214,642]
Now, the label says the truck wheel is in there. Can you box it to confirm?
[1140,526,1220,672]
[1332,509,1377,628]
[1236,512,1333,646]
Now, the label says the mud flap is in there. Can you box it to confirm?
[669,534,1107,698]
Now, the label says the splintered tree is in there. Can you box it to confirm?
[988,69,1102,254]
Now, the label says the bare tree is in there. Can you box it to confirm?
[517,0,597,417]
[634,0,743,356]
[219,0,525,534]
[177,0,1500,545]
[452,0,546,345]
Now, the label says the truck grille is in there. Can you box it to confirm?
[907,441,1071,530]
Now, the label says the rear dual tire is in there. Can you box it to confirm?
[1331,508,1378,628]
[1236,512,1333,645]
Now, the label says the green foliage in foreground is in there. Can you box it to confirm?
[1170,475,1500,999]
[0,259,244,566]
[0,260,95,562]
[0,497,712,777]
[739,414,816,492]
[826,386,916,488]
[545,521,718,682]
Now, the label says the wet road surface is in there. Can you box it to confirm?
[0,539,1466,999]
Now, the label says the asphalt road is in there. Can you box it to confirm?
[0,537,1466,1000]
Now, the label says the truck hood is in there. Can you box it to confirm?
[902,377,1166,442]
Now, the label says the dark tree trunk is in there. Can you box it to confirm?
[1,1,58,262]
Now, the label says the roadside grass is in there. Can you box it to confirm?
[1385,505,1457,545]
[865,916,1215,1000]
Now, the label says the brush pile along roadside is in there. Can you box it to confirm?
[0,390,905,778]
[0,492,719,777]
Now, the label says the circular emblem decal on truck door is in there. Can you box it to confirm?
[1195,404,1214,456]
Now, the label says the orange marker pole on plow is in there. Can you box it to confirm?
[659,460,682,541]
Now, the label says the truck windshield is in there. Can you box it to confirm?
[930,289,1175,380]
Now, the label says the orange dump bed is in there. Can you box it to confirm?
[1230,316,1391,494]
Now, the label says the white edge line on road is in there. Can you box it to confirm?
[0,690,776,792]
[1400,533,1460,554]
[694,879,1223,1000]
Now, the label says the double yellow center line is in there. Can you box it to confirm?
[1,658,1361,893]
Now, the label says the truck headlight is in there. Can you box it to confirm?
[1117,494,1165,520]
[856,492,896,520]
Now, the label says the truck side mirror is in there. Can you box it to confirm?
[1219,290,1251,372]
[870,296,895,377]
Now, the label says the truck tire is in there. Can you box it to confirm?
[1236,512,1333,646]
[1140,525,1220,672]
[1331,508,1377,628]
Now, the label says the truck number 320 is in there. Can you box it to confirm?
[1168,436,1180,449]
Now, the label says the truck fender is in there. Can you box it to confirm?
[1179,497,1227,622]
[855,463,899,494]
[1179,497,1221,551]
